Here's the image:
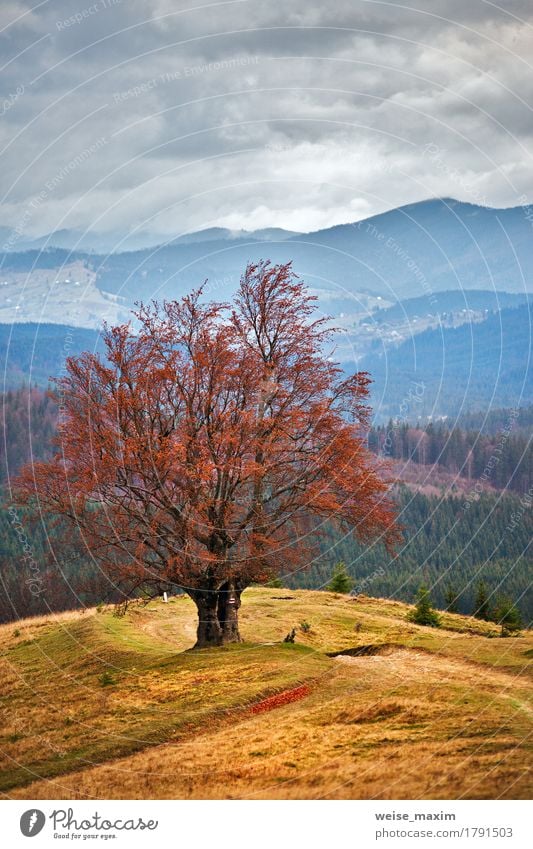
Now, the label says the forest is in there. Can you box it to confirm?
[2,485,530,625]
[287,486,532,622]
[457,405,533,435]
[368,416,532,495]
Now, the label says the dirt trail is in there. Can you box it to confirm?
[334,647,532,698]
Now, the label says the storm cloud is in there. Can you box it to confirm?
[1,0,532,242]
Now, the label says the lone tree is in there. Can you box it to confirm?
[408,585,441,627]
[327,561,353,594]
[15,262,399,647]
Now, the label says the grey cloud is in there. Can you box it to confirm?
[0,0,532,238]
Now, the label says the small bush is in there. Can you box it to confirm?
[99,671,116,687]
[8,733,23,743]
[444,585,460,613]
[113,601,128,617]
[300,621,311,633]
[12,629,20,638]
[473,580,491,621]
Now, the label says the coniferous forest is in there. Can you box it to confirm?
[368,416,532,495]
[286,486,532,623]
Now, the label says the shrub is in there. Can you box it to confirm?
[300,621,311,633]
[444,585,460,613]
[113,601,128,617]
[99,671,116,687]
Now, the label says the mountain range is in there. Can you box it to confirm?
[1,198,531,415]
[1,199,532,321]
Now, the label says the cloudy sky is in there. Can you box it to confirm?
[1,0,532,240]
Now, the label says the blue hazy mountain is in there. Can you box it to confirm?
[2,199,533,310]
[0,225,300,255]
[296,198,533,294]
[1,199,532,413]
[363,303,532,421]
[0,323,104,388]
[2,304,531,419]
[81,199,533,308]
[368,289,530,323]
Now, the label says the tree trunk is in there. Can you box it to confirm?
[217,579,242,643]
[193,590,223,648]
[190,580,243,648]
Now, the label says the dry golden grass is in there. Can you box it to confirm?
[2,589,531,799]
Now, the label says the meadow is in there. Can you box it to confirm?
[1,588,531,799]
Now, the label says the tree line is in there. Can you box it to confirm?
[286,486,532,623]
[408,582,521,636]
[2,476,530,625]
[368,419,532,495]
[0,387,56,487]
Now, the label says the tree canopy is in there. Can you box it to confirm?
[15,262,399,646]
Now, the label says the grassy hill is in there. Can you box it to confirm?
[1,588,531,800]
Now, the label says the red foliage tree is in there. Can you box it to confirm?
[15,262,399,647]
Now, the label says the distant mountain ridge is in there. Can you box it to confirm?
[0,225,300,254]
[2,303,531,418]
[1,200,533,381]
[364,303,532,420]
[0,323,104,388]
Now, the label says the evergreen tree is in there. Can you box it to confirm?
[408,585,441,627]
[327,561,353,594]
[474,580,491,621]
[445,584,460,613]
[494,597,522,637]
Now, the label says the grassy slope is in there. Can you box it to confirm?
[1,589,531,800]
